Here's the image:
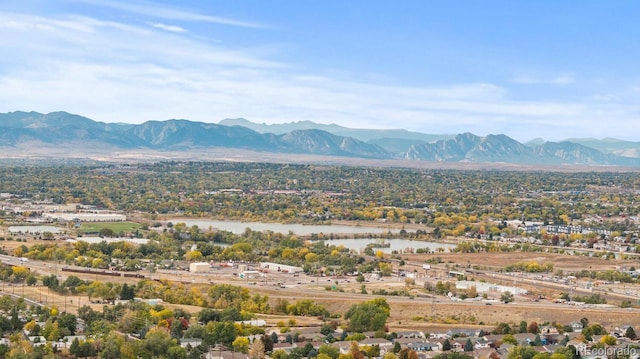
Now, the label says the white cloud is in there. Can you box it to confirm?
[149,22,187,33]
[0,8,638,142]
[69,0,265,28]
[513,73,575,85]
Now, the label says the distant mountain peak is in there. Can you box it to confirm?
[1,111,639,166]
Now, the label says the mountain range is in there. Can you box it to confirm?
[1,111,640,167]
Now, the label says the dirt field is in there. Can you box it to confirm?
[403,250,631,272]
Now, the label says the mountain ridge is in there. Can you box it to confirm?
[1,111,639,167]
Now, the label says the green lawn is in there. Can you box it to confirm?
[78,221,141,234]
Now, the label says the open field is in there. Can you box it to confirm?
[402,250,630,272]
[78,221,141,234]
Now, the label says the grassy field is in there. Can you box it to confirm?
[78,221,141,234]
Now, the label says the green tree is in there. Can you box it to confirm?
[554,346,579,359]
[464,338,473,352]
[344,298,390,332]
[507,345,538,359]
[625,326,637,340]
[442,339,452,351]
[120,283,135,300]
[138,328,176,358]
[99,332,123,359]
[519,321,528,333]
[318,344,340,359]
[502,334,517,345]
[167,346,188,359]
[501,291,514,303]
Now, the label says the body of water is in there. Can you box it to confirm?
[8,225,64,234]
[168,219,399,236]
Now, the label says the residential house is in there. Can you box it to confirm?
[539,325,559,335]
[474,338,494,349]
[360,338,394,354]
[396,331,426,339]
[407,342,439,352]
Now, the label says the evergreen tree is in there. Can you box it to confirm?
[519,321,528,333]
[625,326,637,340]
[393,341,402,353]
[262,334,274,353]
[464,338,474,352]
[443,339,452,351]
[120,283,135,300]
[533,334,542,346]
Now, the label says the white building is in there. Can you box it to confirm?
[43,212,126,222]
[189,262,211,273]
[259,262,304,274]
[456,280,528,295]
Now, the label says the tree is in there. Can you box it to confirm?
[442,339,452,351]
[506,345,538,359]
[249,339,266,359]
[262,334,274,353]
[26,275,38,286]
[99,228,115,238]
[502,334,517,345]
[318,344,340,359]
[554,346,579,359]
[138,328,176,358]
[167,346,188,359]
[464,338,473,352]
[519,321,528,333]
[599,335,617,346]
[99,333,123,359]
[69,338,80,357]
[120,283,135,300]
[58,312,78,335]
[493,323,512,335]
[501,291,514,303]
[198,308,220,324]
[207,284,249,309]
[534,334,543,346]
[205,322,237,347]
[272,350,289,359]
[170,318,185,339]
[10,266,30,283]
[579,317,589,328]
[625,326,637,340]
[344,298,390,332]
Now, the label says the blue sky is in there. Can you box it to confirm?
[1,0,639,142]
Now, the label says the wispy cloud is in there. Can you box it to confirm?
[70,0,265,28]
[148,22,187,33]
[0,7,638,142]
[513,74,575,85]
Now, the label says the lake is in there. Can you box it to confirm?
[168,219,400,236]
[8,225,65,234]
